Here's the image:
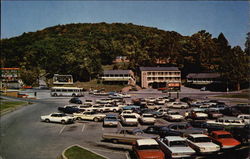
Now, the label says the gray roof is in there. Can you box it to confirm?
[103,70,132,75]
[186,73,220,79]
[140,67,179,71]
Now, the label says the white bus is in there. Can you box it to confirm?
[50,87,84,97]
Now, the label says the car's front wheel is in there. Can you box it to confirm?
[93,118,99,122]
[61,120,66,124]
[45,119,50,123]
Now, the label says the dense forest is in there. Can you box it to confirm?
[1,23,249,89]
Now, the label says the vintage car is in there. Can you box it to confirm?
[122,105,141,111]
[166,102,189,109]
[138,114,156,125]
[187,108,208,120]
[189,120,224,133]
[230,124,250,143]
[157,136,196,158]
[103,114,119,127]
[102,128,158,144]
[164,111,184,121]
[167,123,207,136]
[209,131,241,149]
[237,114,250,124]
[58,105,80,114]
[120,114,138,126]
[41,113,75,124]
[69,97,82,104]
[205,108,224,119]
[119,110,140,118]
[206,117,246,126]
[186,134,220,154]
[143,126,182,137]
[73,111,106,122]
[95,98,114,104]
[132,139,165,159]
[146,103,162,110]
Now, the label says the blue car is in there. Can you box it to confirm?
[122,105,141,110]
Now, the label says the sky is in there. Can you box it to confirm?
[1,1,249,49]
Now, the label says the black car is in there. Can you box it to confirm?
[58,105,80,114]
[230,124,250,143]
[180,97,194,104]
[69,97,82,104]
[143,125,182,137]
[220,106,241,116]
[189,120,224,133]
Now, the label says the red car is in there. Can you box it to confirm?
[132,139,165,159]
[209,130,241,149]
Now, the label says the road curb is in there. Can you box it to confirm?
[61,144,109,159]
[0,100,31,116]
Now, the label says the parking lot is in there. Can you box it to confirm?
[0,87,249,159]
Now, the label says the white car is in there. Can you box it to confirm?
[117,93,131,98]
[96,98,114,104]
[166,102,189,109]
[120,114,138,126]
[139,114,156,125]
[156,108,170,117]
[120,110,140,118]
[186,134,220,154]
[73,111,106,122]
[41,113,75,124]
[83,104,105,112]
[157,136,195,158]
[237,114,250,124]
[188,108,208,119]
[155,98,166,105]
[103,104,121,112]
[164,111,184,121]
[145,97,156,103]
[147,103,162,110]
[206,117,246,126]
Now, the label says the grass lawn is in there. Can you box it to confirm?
[65,146,106,159]
[216,93,249,99]
[0,100,29,113]
[73,79,125,92]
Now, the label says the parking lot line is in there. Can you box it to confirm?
[59,125,66,135]
[81,124,85,132]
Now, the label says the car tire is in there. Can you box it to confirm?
[53,93,57,97]
[181,106,185,109]
[72,94,76,97]
[113,109,117,113]
[77,117,81,120]
[45,119,50,123]
[61,120,66,124]
[94,118,99,122]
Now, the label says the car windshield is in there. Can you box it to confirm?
[218,134,232,138]
[124,115,136,118]
[105,117,117,121]
[143,114,154,117]
[170,141,188,147]
[137,145,160,150]
[194,137,211,142]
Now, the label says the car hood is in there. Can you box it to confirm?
[138,150,164,159]
[217,138,240,146]
[169,115,184,119]
[194,142,219,148]
[195,113,208,117]
[169,146,195,154]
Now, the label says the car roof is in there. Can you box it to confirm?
[212,130,231,135]
[137,139,158,146]
[188,134,208,138]
[164,136,185,141]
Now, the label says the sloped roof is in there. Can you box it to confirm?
[186,73,220,79]
[140,67,179,71]
[103,70,132,75]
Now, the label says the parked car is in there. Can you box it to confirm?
[190,101,204,107]
[164,111,184,121]
[166,102,189,109]
[122,105,141,111]
[103,114,119,127]
[180,97,195,104]
[210,104,228,112]
[155,98,166,105]
[155,108,170,117]
[120,114,138,126]
[205,108,224,119]
[167,123,207,136]
[237,114,250,123]
[143,125,182,137]
[84,99,94,105]
[187,108,208,120]
[132,139,165,159]
[209,130,241,149]
[120,110,140,118]
[139,114,156,125]
[58,105,81,114]
[73,111,106,122]
[157,136,196,159]
[230,124,250,143]
[41,113,75,124]
[189,120,224,133]
[103,104,121,112]
[102,128,158,144]
[220,106,241,116]
[146,103,162,110]
[69,97,82,104]
[186,134,220,154]
[206,117,246,126]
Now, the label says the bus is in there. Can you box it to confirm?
[53,74,73,85]
[50,87,84,97]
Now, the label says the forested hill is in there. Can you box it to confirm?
[1,22,249,86]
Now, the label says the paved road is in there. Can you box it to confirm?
[0,88,249,159]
